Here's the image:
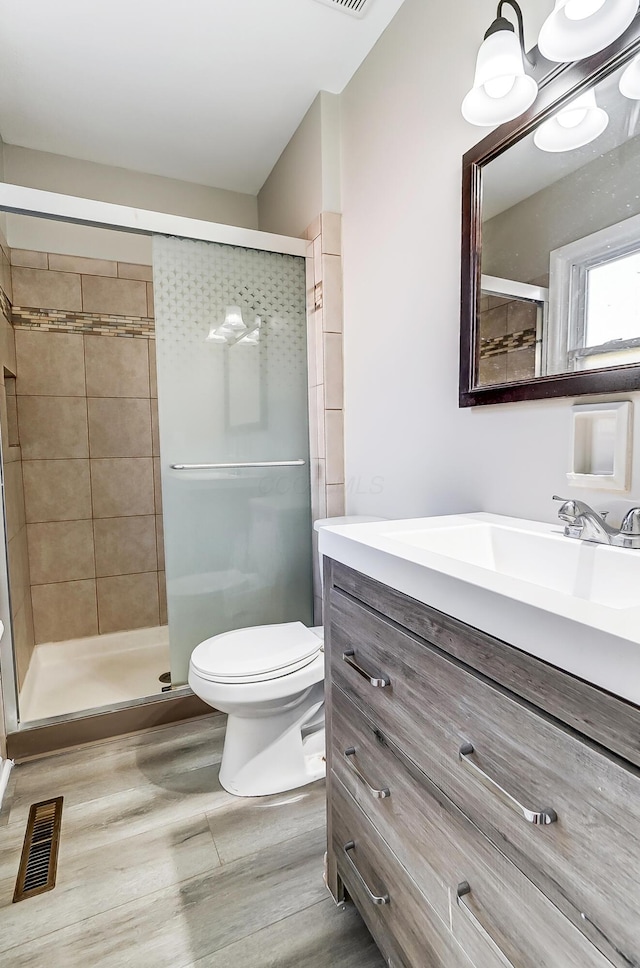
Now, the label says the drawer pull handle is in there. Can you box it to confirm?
[459,743,557,826]
[344,747,391,799]
[342,650,390,688]
[456,882,515,968]
[343,841,389,906]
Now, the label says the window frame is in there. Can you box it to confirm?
[547,211,640,374]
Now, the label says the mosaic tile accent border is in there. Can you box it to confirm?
[12,307,155,339]
[480,327,536,359]
[0,286,11,321]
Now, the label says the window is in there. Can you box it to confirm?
[548,212,640,374]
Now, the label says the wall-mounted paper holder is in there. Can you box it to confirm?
[567,401,632,491]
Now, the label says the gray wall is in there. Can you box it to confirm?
[483,134,640,283]
[2,145,259,263]
[258,92,341,238]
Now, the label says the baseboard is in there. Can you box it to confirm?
[0,758,13,809]
[7,691,212,761]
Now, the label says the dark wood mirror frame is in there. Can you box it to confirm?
[460,15,640,407]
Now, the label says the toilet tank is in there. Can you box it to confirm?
[313,516,386,595]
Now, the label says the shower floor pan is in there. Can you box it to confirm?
[19,625,170,723]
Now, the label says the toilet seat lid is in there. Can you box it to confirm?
[190,622,323,682]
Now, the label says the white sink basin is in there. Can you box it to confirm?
[385,520,640,609]
[319,513,640,706]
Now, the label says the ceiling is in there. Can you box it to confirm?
[0,0,406,196]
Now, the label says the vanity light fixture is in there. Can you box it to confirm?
[239,316,261,345]
[619,51,640,96]
[221,305,246,334]
[538,0,639,63]
[206,305,248,343]
[205,324,226,343]
[206,307,263,346]
[461,0,538,126]
[533,88,609,150]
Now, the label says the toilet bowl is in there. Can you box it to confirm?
[188,515,384,797]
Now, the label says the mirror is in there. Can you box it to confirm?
[460,19,640,406]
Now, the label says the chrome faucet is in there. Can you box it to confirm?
[553,496,640,549]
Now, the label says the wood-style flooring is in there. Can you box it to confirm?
[0,714,384,967]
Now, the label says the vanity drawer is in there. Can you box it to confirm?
[331,720,613,968]
[331,777,472,968]
[329,587,640,967]
[331,684,450,925]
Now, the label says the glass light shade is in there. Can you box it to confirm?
[538,0,638,62]
[223,305,246,332]
[565,0,606,16]
[462,29,538,126]
[619,53,640,97]
[533,89,609,151]
[205,322,227,343]
[240,316,261,345]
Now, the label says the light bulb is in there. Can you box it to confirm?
[484,75,517,98]
[564,0,606,19]
[557,106,589,127]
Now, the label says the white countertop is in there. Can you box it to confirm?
[320,513,640,707]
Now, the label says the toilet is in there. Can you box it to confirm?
[188,515,383,797]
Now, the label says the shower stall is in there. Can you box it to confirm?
[153,237,312,687]
[0,195,314,756]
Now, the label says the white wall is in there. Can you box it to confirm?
[340,0,640,525]
[2,145,259,263]
[258,92,341,237]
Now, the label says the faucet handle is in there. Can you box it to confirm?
[552,495,610,529]
[552,495,574,510]
[552,495,608,517]
[552,495,580,510]
[620,508,640,535]
[552,495,580,522]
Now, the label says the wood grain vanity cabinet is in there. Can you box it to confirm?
[324,558,640,968]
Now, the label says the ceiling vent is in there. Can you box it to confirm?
[312,0,374,18]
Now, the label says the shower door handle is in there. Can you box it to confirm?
[171,459,306,470]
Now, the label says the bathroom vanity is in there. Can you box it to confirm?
[322,516,640,968]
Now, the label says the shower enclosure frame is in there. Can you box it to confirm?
[0,182,309,754]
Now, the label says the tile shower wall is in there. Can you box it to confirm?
[0,236,36,690]
[11,251,166,645]
[477,293,538,386]
[305,213,345,621]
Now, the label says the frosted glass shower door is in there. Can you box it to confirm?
[152,237,312,685]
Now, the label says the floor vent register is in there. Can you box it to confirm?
[13,796,63,902]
